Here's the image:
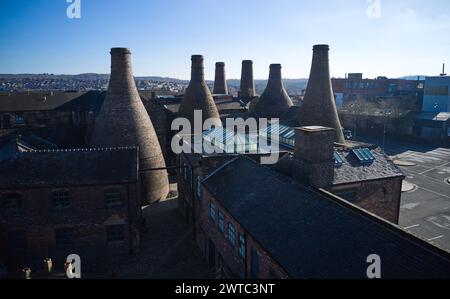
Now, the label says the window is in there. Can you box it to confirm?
[8,231,26,249]
[227,223,236,247]
[53,191,70,209]
[425,85,449,96]
[218,211,224,234]
[239,234,246,259]
[15,113,25,125]
[106,225,125,242]
[210,202,216,223]
[55,228,74,248]
[105,187,123,207]
[4,193,23,216]
[196,177,202,199]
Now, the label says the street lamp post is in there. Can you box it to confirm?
[380,109,392,151]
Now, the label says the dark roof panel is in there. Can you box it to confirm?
[203,156,450,278]
[0,91,87,112]
[333,148,404,184]
[0,148,139,189]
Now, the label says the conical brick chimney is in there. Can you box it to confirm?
[299,45,345,143]
[213,62,228,95]
[178,55,222,129]
[91,48,169,204]
[240,60,256,100]
[254,64,293,118]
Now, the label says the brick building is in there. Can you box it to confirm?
[196,156,450,279]
[332,74,423,105]
[275,126,404,224]
[0,91,105,146]
[0,148,141,274]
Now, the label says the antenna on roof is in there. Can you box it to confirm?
[441,63,447,76]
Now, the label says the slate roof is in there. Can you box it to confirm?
[55,90,105,112]
[163,99,246,116]
[0,148,139,189]
[333,147,404,185]
[0,91,87,112]
[203,156,450,279]
[273,147,404,185]
[0,90,170,113]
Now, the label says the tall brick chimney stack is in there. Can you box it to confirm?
[299,45,346,144]
[292,126,335,188]
[254,64,293,118]
[178,55,222,129]
[240,60,256,100]
[213,62,228,95]
[91,48,169,204]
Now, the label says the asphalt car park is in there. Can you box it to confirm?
[356,135,450,251]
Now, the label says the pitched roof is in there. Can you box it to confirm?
[55,90,105,112]
[203,156,450,278]
[0,91,87,112]
[333,148,404,185]
[0,148,138,189]
[273,147,404,185]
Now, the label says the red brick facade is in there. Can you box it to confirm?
[177,152,289,279]
[0,182,141,271]
[328,178,403,224]
[197,187,288,279]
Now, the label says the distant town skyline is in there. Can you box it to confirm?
[0,0,449,80]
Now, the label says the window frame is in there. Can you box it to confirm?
[52,190,71,210]
[218,210,224,234]
[210,201,216,223]
[239,234,246,259]
[196,176,202,199]
[104,187,124,207]
[227,223,236,247]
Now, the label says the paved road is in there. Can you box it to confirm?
[355,135,450,252]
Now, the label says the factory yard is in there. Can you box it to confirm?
[357,135,450,251]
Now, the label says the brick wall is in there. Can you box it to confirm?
[0,182,141,270]
[198,187,288,279]
[329,178,402,224]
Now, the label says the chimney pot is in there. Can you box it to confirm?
[313,44,330,51]
[110,48,132,55]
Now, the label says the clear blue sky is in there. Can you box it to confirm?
[0,0,449,79]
